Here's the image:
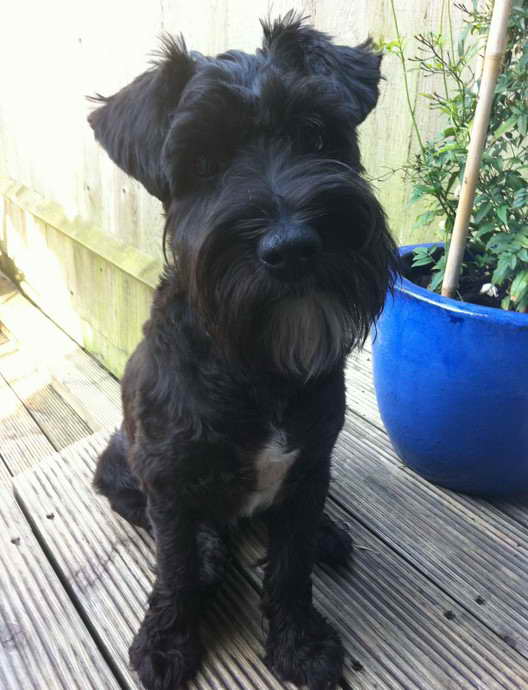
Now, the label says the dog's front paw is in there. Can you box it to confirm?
[129,613,202,690]
[265,608,343,690]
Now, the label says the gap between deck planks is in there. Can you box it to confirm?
[333,422,528,651]
[0,367,55,477]
[0,272,121,477]
[0,486,120,690]
[14,432,528,690]
[0,335,92,450]
[0,273,121,433]
[345,348,382,429]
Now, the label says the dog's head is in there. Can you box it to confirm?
[89,12,397,378]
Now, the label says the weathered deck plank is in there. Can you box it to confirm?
[331,413,528,661]
[346,343,528,557]
[0,486,120,689]
[345,348,382,429]
[489,497,528,529]
[0,371,55,475]
[15,431,528,689]
[14,434,288,690]
[0,274,121,431]
[238,506,528,690]
[0,337,92,451]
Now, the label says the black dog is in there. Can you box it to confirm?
[89,12,396,690]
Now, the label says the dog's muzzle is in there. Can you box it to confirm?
[258,222,322,281]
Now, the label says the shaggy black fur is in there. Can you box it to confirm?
[89,11,396,690]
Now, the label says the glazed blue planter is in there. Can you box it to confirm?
[372,243,528,496]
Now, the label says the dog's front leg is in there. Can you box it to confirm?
[129,469,203,689]
[263,465,344,690]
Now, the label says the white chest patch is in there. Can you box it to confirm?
[239,430,299,517]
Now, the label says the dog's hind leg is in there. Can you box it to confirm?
[95,431,230,585]
[93,428,150,531]
[316,512,353,567]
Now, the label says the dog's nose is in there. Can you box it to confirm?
[258,224,321,279]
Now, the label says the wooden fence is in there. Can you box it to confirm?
[0,0,470,376]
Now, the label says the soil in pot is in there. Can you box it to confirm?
[400,247,509,311]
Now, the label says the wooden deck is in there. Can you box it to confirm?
[1,274,528,689]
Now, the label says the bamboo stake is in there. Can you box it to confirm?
[441,0,512,299]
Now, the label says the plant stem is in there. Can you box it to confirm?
[440,0,452,103]
[390,0,425,152]
[447,0,456,64]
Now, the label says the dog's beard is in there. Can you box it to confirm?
[191,238,387,378]
[263,293,350,380]
[183,171,397,377]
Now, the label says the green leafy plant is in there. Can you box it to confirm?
[387,0,528,311]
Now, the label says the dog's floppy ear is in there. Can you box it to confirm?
[261,12,382,126]
[88,35,195,202]
[328,41,382,126]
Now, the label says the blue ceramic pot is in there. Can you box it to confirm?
[372,243,528,496]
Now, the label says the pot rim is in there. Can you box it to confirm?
[396,242,528,326]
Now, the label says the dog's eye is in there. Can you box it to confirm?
[193,156,219,178]
[305,128,325,153]
[312,133,325,152]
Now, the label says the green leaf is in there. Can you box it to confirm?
[497,205,509,225]
[412,257,435,267]
[491,157,503,172]
[474,222,495,238]
[492,115,518,139]
[411,247,437,268]
[437,143,465,154]
[429,270,445,292]
[409,185,430,204]
[510,270,528,304]
[517,293,528,313]
[381,39,402,54]
[513,188,528,209]
[492,257,512,285]
[505,172,525,192]
[474,203,492,223]
[413,210,435,229]
[445,170,461,194]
